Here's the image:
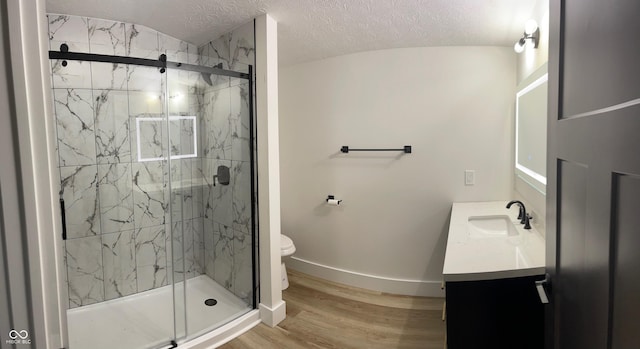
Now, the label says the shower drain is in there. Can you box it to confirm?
[204,298,218,306]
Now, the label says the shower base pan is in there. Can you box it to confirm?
[67,275,251,349]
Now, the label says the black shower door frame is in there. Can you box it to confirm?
[49,48,259,311]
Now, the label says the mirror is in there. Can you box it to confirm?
[515,63,548,194]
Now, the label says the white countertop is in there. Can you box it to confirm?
[442,201,545,282]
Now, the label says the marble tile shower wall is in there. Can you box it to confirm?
[198,21,255,304]
[48,14,207,308]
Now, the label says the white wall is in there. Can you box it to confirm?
[255,14,286,327]
[279,46,516,296]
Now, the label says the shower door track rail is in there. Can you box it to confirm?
[49,50,251,79]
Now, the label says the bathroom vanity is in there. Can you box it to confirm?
[443,201,546,349]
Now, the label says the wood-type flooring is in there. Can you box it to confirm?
[220,269,446,349]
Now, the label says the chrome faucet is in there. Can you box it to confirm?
[506,200,532,229]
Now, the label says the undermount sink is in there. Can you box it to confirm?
[467,215,519,239]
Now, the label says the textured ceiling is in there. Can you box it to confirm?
[46,0,540,66]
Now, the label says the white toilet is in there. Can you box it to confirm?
[280,234,296,290]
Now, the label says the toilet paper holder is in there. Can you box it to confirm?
[326,195,342,205]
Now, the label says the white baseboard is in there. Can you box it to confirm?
[179,310,260,349]
[259,300,286,327]
[288,257,445,297]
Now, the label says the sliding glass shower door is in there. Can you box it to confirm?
[166,63,255,342]
[53,57,176,348]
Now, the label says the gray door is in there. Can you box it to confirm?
[546,0,640,347]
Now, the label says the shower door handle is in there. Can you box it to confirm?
[60,197,67,240]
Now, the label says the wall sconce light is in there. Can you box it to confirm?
[514,19,540,53]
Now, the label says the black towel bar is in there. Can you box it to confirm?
[340,145,412,154]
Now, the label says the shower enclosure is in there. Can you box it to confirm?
[48,15,257,349]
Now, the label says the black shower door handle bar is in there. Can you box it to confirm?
[340,145,412,153]
[59,197,67,240]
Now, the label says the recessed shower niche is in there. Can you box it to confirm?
[48,14,257,349]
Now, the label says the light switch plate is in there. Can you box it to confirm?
[465,170,475,185]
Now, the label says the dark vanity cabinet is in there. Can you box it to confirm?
[445,275,545,349]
